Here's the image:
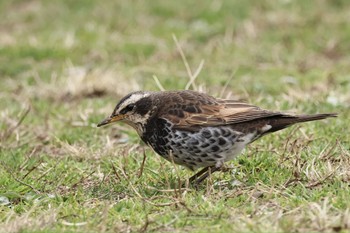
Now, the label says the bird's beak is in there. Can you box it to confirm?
[97,114,125,127]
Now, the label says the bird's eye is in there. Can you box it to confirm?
[120,104,135,114]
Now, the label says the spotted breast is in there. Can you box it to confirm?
[142,117,258,171]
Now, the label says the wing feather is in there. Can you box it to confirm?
[157,91,282,131]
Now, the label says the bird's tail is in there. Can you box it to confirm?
[266,113,337,133]
[292,113,338,123]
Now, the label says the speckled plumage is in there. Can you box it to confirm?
[142,118,253,171]
[97,90,336,183]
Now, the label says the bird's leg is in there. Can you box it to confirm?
[188,166,209,183]
[194,166,221,185]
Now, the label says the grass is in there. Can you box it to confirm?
[1,0,350,232]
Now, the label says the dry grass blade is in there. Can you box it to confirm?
[305,167,339,189]
[185,59,205,90]
[0,208,58,233]
[152,75,166,91]
[219,68,238,98]
[172,34,205,91]
[117,166,182,207]
[1,106,30,142]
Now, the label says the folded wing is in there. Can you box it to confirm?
[158,91,283,131]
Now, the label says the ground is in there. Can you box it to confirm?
[0,0,350,232]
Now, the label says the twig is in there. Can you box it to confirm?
[13,106,31,131]
[283,177,303,188]
[22,162,42,179]
[138,149,147,178]
[3,106,31,140]
[70,171,95,189]
[178,201,193,213]
[19,147,37,171]
[13,176,41,194]
[0,161,41,194]
[111,162,121,181]
[138,202,154,233]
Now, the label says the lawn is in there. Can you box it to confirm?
[0,0,349,232]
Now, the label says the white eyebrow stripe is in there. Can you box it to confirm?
[117,92,150,112]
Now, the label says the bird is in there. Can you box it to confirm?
[97,90,337,184]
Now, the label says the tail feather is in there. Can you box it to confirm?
[266,113,337,133]
[293,113,338,123]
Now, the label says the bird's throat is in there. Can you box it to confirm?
[124,120,145,137]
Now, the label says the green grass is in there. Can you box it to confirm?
[1,0,350,232]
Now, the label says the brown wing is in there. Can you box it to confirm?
[156,90,283,131]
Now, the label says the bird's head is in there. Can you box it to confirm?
[97,91,155,135]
